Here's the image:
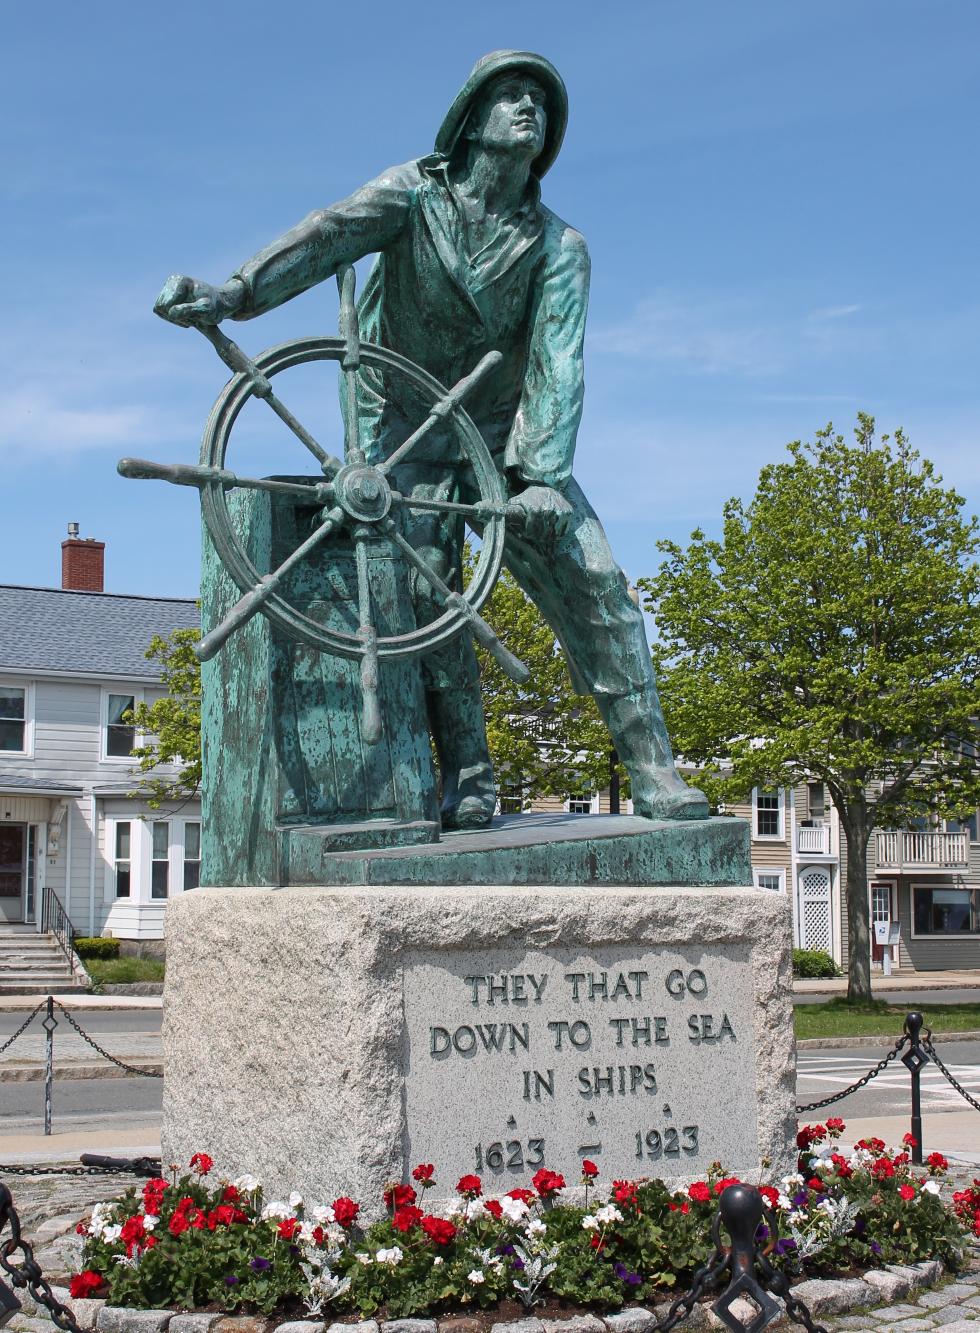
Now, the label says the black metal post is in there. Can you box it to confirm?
[903,1011,926,1165]
[42,996,56,1137]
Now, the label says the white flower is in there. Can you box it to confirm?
[289,1191,303,1209]
[524,1219,546,1237]
[433,1256,444,1267]
[922,1179,941,1196]
[465,1198,487,1221]
[595,1204,623,1225]
[376,1246,403,1266]
[102,1224,123,1244]
[776,1193,792,1211]
[311,1205,335,1225]
[355,1251,372,1265]
[500,1195,530,1222]
[142,1215,158,1232]
[581,1214,599,1231]
[234,1174,261,1192]
[261,1200,293,1220]
[468,1270,485,1284]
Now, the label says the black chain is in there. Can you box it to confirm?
[796,1034,908,1113]
[52,1001,162,1079]
[0,1156,161,1179]
[757,1256,828,1333]
[653,1248,731,1333]
[0,1182,83,1333]
[0,1003,45,1055]
[923,1035,980,1114]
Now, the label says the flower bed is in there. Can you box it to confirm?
[71,1125,972,1323]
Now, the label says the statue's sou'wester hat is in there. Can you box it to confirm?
[435,50,568,179]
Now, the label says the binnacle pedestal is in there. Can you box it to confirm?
[162,880,796,1212]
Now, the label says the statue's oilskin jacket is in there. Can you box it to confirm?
[229,155,589,491]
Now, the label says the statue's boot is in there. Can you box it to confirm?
[427,687,497,829]
[597,689,710,821]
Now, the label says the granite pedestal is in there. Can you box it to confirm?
[162,873,796,1214]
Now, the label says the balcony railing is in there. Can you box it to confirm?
[875,830,970,871]
[797,824,832,855]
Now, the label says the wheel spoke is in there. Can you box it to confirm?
[377,350,503,476]
[195,505,345,661]
[384,522,530,684]
[198,324,344,475]
[337,265,366,467]
[118,457,332,503]
[387,490,506,522]
[354,533,383,745]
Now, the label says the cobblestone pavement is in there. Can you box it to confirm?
[2,1164,979,1333]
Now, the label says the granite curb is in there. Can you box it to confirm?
[19,1259,951,1333]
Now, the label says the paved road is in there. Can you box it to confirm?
[797,1038,980,1119]
[0,1075,163,1137]
[0,1010,162,1037]
[794,988,980,1006]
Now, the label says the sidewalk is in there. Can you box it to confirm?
[0,994,162,1011]
[795,970,980,995]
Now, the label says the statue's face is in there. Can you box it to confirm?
[467,74,547,159]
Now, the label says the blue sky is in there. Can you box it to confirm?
[3,1,979,598]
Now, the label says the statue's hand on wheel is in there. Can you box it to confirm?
[508,484,574,545]
[153,274,245,327]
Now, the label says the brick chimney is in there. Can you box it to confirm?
[61,523,105,592]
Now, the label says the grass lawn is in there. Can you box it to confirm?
[86,957,166,986]
[795,997,980,1041]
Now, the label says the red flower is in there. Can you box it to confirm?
[69,1272,104,1299]
[456,1174,483,1198]
[668,1201,690,1214]
[222,1185,241,1203]
[119,1215,147,1257]
[759,1185,780,1208]
[715,1177,741,1196]
[612,1179,639,1207]
[311,1226,325,1246]
[141,1178,168,1216]
[831,1153,853,1180]
[590,1233,606,1252]
[531,1168,565,1197]
[332,1197,360,1228]
[421,1215,457,1246]
[168,1212,190,1236]
[383,1183,416,1210]
[412,1163,435,1185]
[871,1157,895,1179]
[927,1152,949,1173]
[506,1188,536,1204]
[902,1133,918,1148]
[899,1183,916,1201]
[581,1159,599,1180]
[825,1117,845,1136]
[688,1181,711,1204]
[806,1178,824,1192]
[277,1217,300,1240]
[856,1136,885,1153]
[485,1199,503,1219]
[208,1204,246,1229]
[189,1152,213,1175]
[391,1205,424,1232]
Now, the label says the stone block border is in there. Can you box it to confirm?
[27,1259,946,1333]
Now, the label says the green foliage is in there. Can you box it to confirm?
[794,999,980,1040]
[641,416,980,1000]
[76,1140,968,1319]
[129,627,202,808]
[73,937,120,961]
[475,563,612,801]
[87,958,165,985]
[792,949,839,979]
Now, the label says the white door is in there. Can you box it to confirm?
[797,865,833,954]
[0,824,26,924]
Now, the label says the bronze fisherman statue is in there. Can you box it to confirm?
[155,50,708,829]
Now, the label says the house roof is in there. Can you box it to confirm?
[0,585,199,681]
[0,777,83,795]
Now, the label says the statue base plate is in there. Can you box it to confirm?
[162,879,795,1214]
[280,812,751,886]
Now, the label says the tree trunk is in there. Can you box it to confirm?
[844,817,873,1003]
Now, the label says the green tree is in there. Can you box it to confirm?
[129,627,202,807]
[475,565,612,804]
[640,416,980,1002]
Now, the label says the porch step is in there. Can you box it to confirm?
[0,926,86,995]
[0,981,87,995]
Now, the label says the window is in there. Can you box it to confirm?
[151,822,169,899]
[114,823,132,897]
[806,782,826,820]
[913,886,980,936]
[753,870,785,892]
[183,822,201,890]
[0,687,26,752]
[946,812,979,842]
[565,785,596,815]
[105,693,136,758]
[753,789,783,839]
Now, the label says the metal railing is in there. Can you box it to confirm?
[875,829,969,870]
[797,824,832,854]
[39,887,77,968]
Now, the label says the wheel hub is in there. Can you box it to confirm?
[335,463,392,523]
